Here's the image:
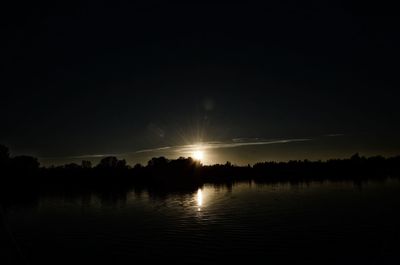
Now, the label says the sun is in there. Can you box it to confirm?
[192,150,204,161]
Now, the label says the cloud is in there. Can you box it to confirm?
[42,138,312,159]
[135,146,171,153]
[135,138,311,154]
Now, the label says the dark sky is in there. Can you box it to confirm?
[2,1,400,165]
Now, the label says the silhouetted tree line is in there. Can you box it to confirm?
[1,144,400,198]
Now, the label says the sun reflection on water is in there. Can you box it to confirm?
[196,188,203,211]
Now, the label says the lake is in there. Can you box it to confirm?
[2,179,400,265]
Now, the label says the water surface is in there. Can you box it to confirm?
[3,179,400,264]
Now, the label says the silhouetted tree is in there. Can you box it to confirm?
[64,163,81,169]
[351,153,361,161]
[96,156,128,169]
[97,156,119,168]
[0,144,10,168]
[10,155,39,171]
[1,145,400,195]
[116,159,127,169]
[147,157,169,168]
[133,163,143,170]
[81,160,92,169]
[0,144,9,160]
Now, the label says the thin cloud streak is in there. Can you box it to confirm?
[41,138,311,159]
[136,138,311,154]
[40,153,121,160]
[135,146,171,153]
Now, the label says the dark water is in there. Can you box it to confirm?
[2,179,400,265]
